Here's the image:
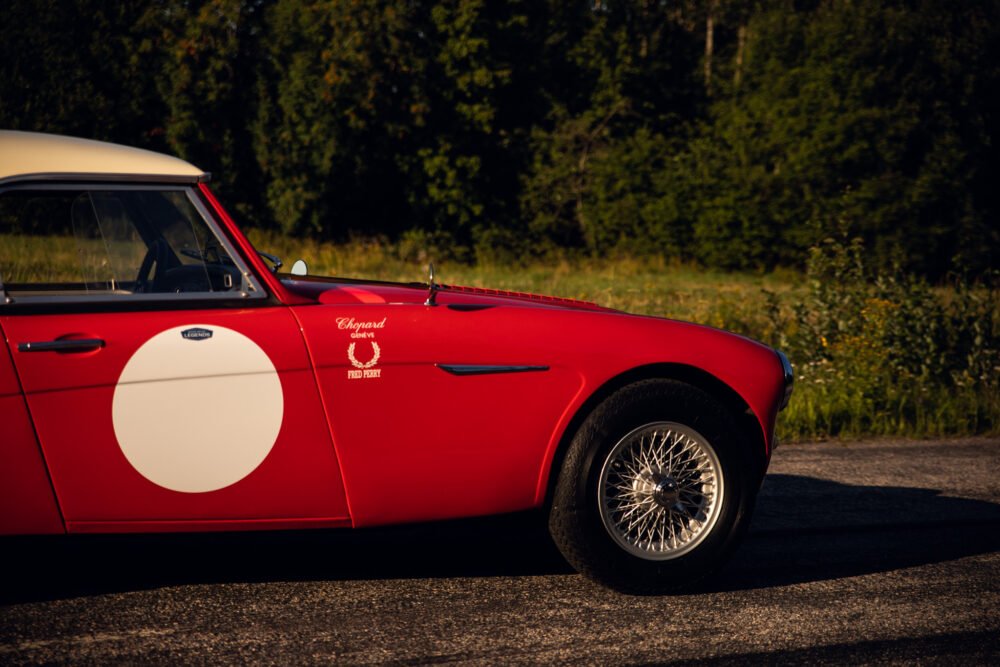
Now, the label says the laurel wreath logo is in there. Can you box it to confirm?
[347,341,381,369]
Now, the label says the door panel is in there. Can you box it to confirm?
[2,308,349,527]
[0,327,63,534]
[294,304,585,527]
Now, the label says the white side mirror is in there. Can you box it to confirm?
[290,259,308,276]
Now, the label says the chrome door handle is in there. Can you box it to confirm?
[18,339,105,353]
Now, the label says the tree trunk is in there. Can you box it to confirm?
[734,23,747,87]
[704,1,716,96]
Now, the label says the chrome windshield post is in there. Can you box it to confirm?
[0,272,11,305]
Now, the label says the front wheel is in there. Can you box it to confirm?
[548,379,758,593]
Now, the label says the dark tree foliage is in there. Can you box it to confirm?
[159,0,270,225]
[253,0,435,238]
[0,0,169,149]
[682,0,1000,275]
[2,0,998,276]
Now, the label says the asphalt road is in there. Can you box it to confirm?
[2,437,999,665]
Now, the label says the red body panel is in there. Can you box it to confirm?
[293,303,588,526]
[0,328,64,534]
[289,288,784,527]
[283,278,785,451]
[1,308,349,530]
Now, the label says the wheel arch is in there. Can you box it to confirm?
[540,363,769,508]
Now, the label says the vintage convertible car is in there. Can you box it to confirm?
[0,131,792,592]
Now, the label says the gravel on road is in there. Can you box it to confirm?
[2,437,998,665]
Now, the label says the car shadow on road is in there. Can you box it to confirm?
[714,473,1000,592]
[0,511,570,605]
[2,474,998,604]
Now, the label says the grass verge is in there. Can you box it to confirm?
[4,229,996,442]
[249,231,999,443]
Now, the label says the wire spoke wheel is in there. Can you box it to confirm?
[598,422,724,560]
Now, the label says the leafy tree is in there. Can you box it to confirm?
[521,0,704,256]
[159,0,269,225]
[416,0,540,255]
[254,0,434,237]
[1,0,997,276]
[0,0,168,149]
[681,0,1000,274]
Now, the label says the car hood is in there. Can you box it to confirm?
[279,273,788,454]
[279,275,616,312]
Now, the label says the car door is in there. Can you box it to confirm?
[0,183,349,531]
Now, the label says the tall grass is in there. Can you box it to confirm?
[1,234,81,283]
[5,229,996,441]
[250,230,998,442]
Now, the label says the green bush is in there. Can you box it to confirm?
[773,233,999,440]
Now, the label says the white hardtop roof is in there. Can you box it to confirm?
[0,130,207,184]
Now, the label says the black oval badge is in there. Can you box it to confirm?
[181,328,213,341]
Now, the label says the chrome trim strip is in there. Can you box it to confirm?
[0,173,205,186]
[776,349,794,410]
[185,188,262,297]
[436,364,550,376]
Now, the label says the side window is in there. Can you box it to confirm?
[0,187,252,301]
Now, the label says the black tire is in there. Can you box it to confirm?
[548,379,758,594]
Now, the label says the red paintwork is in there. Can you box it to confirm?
[290,293,783,528]
[2,308,349,528]
[0,181,787,536]
[0,328,64,534]
[438,284,608,311]
[70,517,352,534]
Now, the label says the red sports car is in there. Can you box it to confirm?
[0,131,792,592]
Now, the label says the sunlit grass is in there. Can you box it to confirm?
[0,234,82,283]
[247,229,800,325]
[249,232,1000,443]
[5,231,997,443]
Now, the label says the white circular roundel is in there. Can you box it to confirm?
[112,325,284,493]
